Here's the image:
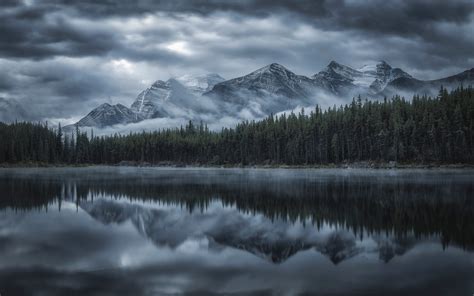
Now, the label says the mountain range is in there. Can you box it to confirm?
[65,61,474,131]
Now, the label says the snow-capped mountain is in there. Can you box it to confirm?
[66,61,473,131]
[206,63,314,101]
[312,60,412,95]
[65,103,140,130]
[176,73,225,96]
[312,61,363,95]
[65,74,224,130]
[204,63,316,116]
[383,67,474,97]
[130,79,191,119]
[358,61,413,92]
[130,75,222,120]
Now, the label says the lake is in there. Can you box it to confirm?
[0,167,473,295]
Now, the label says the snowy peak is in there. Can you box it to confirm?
[201,63,319,116]
[327,60,341,68]
[311,61,361,95]
[150,80,168,89]
[130,78,190,118]
[130,80,178,118]
[313,60,412,94]
[130,75,221,120]
[67,102,140,130]
[176,73,225,95]
[383,67,474,97]
[241,63,304,84]
[325,61,361,77]
[358,60,390,74]
[207,63,313,102]
[250,63,291,75]
[358,61,411,81]
[324,61,360,80]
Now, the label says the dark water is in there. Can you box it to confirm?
[0,167,473,296]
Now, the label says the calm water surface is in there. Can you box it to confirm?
[0,167,473,295]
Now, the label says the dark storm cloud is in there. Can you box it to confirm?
[326,0,474,32]
[36,0,329,18]
[0,0,22,7]
[0,6,120,59]
[2,0,472,62]
[23,0,474,30]
[320,0,474,70]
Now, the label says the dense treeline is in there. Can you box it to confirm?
[0,121,62,164]
[1,87,473,165]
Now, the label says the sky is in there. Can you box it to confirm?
[1,0,473,124]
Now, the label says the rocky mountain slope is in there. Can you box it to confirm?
[383,68,474,97]
[67,103,141,131]
[204,63,316,117]
[312,60,412,95]
[129,77,220,120]
[176,73,225,96]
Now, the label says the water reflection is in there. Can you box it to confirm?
[0,167,473,295]
[80,198,420,264]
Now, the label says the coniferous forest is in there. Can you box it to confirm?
[1,87,473,166]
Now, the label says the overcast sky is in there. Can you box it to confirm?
[1,0,473,124]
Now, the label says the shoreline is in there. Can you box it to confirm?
[1,161,473,170]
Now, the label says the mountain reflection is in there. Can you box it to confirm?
[0,168,473,255]
[80,198,418,264]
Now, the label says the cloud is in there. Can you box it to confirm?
[77,113,245,137]
[0,7,119,60]
[0,56,149,122]
[27,0,329,19]
[0,97,30,122]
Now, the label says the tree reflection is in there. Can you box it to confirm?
[0,173,472,250]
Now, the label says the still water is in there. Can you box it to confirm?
[0,167,473,295]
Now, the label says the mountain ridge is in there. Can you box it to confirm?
[65,61,474,131]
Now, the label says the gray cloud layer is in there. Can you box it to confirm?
[0,0,473,123]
